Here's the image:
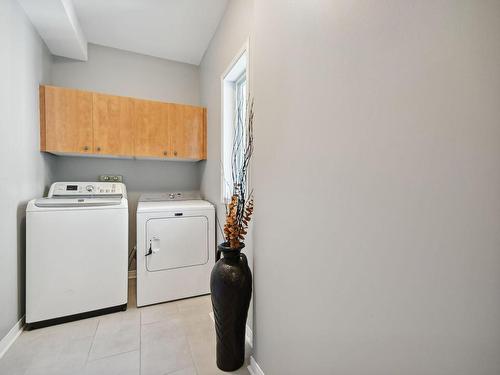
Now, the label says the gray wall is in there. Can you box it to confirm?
[51,44,203,268]
[0,0,54,340]
[52,43,200,104]
[253,1,500,374]
[199,0,254,207]
[199,0,254,328]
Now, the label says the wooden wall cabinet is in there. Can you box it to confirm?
[39,85,207,161]
[133,100,170,158]
[40,85,93,154]
[93,93,135,156]
[169,104,207,160]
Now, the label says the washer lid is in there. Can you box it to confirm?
[34,197,124,208]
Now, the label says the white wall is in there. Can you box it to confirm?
[253,1,500,374]
[51,43,203,268]
[0,0,54,340]
[198,0,254,327]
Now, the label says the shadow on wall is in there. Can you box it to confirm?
[51,156,203,192]
[16,201,28,319]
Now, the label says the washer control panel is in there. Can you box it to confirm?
[48,182,127,198]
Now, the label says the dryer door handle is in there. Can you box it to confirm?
[146,237,160,256]
[151,236,160,254]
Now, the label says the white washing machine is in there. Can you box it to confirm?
[136,192,215,306]
[26,182,128,328]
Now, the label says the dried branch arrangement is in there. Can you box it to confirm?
[224,98,255,249]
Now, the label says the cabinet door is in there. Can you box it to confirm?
[133,99,170,158]
[168,104,206,160]
[41,85,93,153]
[93,93,134,156]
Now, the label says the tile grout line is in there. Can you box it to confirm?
[165,364,198,375]
[139,311,142,375]
[185,335,199,375]
[87,348,139,364]
[184,312,203,375]
[85,319,100,366]
[175,299,198,375]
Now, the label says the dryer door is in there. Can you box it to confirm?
[146,216,209,272]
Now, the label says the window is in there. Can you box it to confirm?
[221,46,248,203]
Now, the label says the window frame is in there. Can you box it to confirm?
[220,39,250,204]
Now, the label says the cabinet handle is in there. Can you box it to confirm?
[174,151,178,156]
[96,147,101,152]
[83,146,89,151]
[163,151,168,156]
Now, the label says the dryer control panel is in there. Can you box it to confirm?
[139,191,201,202]
[48,182,127,198]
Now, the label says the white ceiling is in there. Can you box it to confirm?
[72,0,228,65]
[19,0,228,65]
[17,0,88,60]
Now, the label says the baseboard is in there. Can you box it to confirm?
[0,316,24,359]
[248,356,264,375]
[128,270,136,279]
[209,311,253,348]
[245,323,253,348]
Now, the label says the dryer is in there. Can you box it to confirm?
[26,182,128,328]
[136,192,215,306]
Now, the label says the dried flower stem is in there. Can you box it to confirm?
[224,98,255,249]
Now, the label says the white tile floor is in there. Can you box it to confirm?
[0,280,251,375]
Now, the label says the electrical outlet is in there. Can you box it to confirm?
[99,175,123,182]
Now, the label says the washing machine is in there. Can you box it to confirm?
[26,182,128,328]
[136,192,215,306]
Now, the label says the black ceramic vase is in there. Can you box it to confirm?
[210,242,252,371]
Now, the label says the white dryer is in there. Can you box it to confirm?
[136,192,215,306]
[26,182,128,328]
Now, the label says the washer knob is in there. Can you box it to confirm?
[86,185,94,192]
[169,193,175,199]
